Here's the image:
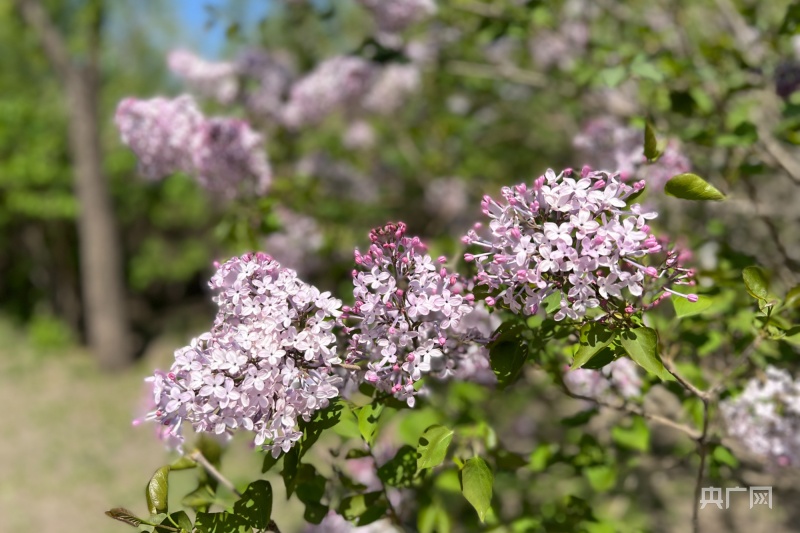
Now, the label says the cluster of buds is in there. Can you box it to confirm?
[140,253,343,457]
[343,223,478,406]
[721,366,800,467]
[115,95,271,197]
[574,117,690,187]
[463,168,696,324]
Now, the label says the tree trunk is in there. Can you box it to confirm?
[65,67,133,369]
[16,0,133,369]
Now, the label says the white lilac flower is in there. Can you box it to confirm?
[141,253,343,458]
[463,168,696,323]
[356,0,437,33]
[115,95,271,197]
[343,222,477,406]
[282,56,376,129]
[362,63,422,115]
[573,117,691,186]
[114,95,204,179]
[721,366,800,467]
[167,49,239,104]
[563,358,642,400]
[342,119,377,150]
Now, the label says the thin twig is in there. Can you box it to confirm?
[336,362,362,371]
[663,358,710,402]
[447,60,546,88]
[692,398,710,533]
[189,450,242,498]
[563,389,702,440]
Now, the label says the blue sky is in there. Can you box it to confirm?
[171,0,275,58]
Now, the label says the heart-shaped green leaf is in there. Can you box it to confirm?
[146,466,170,516]
[672,294,713,318]
[743,266,769,300]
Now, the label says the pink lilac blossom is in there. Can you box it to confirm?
[236,48,295,119]
[167,49,239,105]
[140,253,343,458]
[191,118,272,197]
[721,366,800,467]
[342,120,377,150]
[115,96,271,197]
[114,95,204,179]
[282,56,376,129]
[433,301,497,385]
[362,63,422,115]
[574,117,691,186]
[343,222,477,406]
[263,207,324,277]
[356,0,437,33]
[462,167,696,323]
[563,358,642,400]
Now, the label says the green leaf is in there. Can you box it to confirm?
[619,327,669,379]
[261,452,279,474]
[156,511,192,533]
[339,491,387,525]
[233,480,272,530]
[417,425,454,470]
[146,466,170,516]
[529,444,556,472]
[295,464,328,524]
[418,501,452,533]
[194,512,249,533]
[581,346,616,370]
[611,416,650,452]
[168,456,197,471]
[644,122,660,161]
[357,402,384,446]
[712,446,740,468]
[571,323,616,369]
[105,508,144,528]
[599,65,626,87]
[672,294,713,318]
[180,485,216,510]
[786,285,800,308]
[743,266,769,301]
[584,465,617,492]
[461,457,493,523]
[489,323,529,389]
[378,445,418,487]
[664,173,725,201]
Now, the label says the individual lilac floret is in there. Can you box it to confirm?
[721,366,800,467]
[343,222,476,406]
[463,168,696,324]
[192,118,272,197]
[356,0,437,33]
[114,95,204,179]
[563,358,642,400]
[141,253,343,458]
[167,49,239,104]
[282,56,376,129]
[574,116,691,186]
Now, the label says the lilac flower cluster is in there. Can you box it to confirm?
[362,63,422,115]
[721,366,800,467]
[167,49,239,104]
[563,358,642,400]
[141,253,343,457]
[115,95,271,197]
[282,56,376,129]
[356,0,437,34]
[574,117,690,187]
[463,168,696,323]
[343,223,477,406]
[235,48,295,120]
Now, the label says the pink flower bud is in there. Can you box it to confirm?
[687,294,699,303]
